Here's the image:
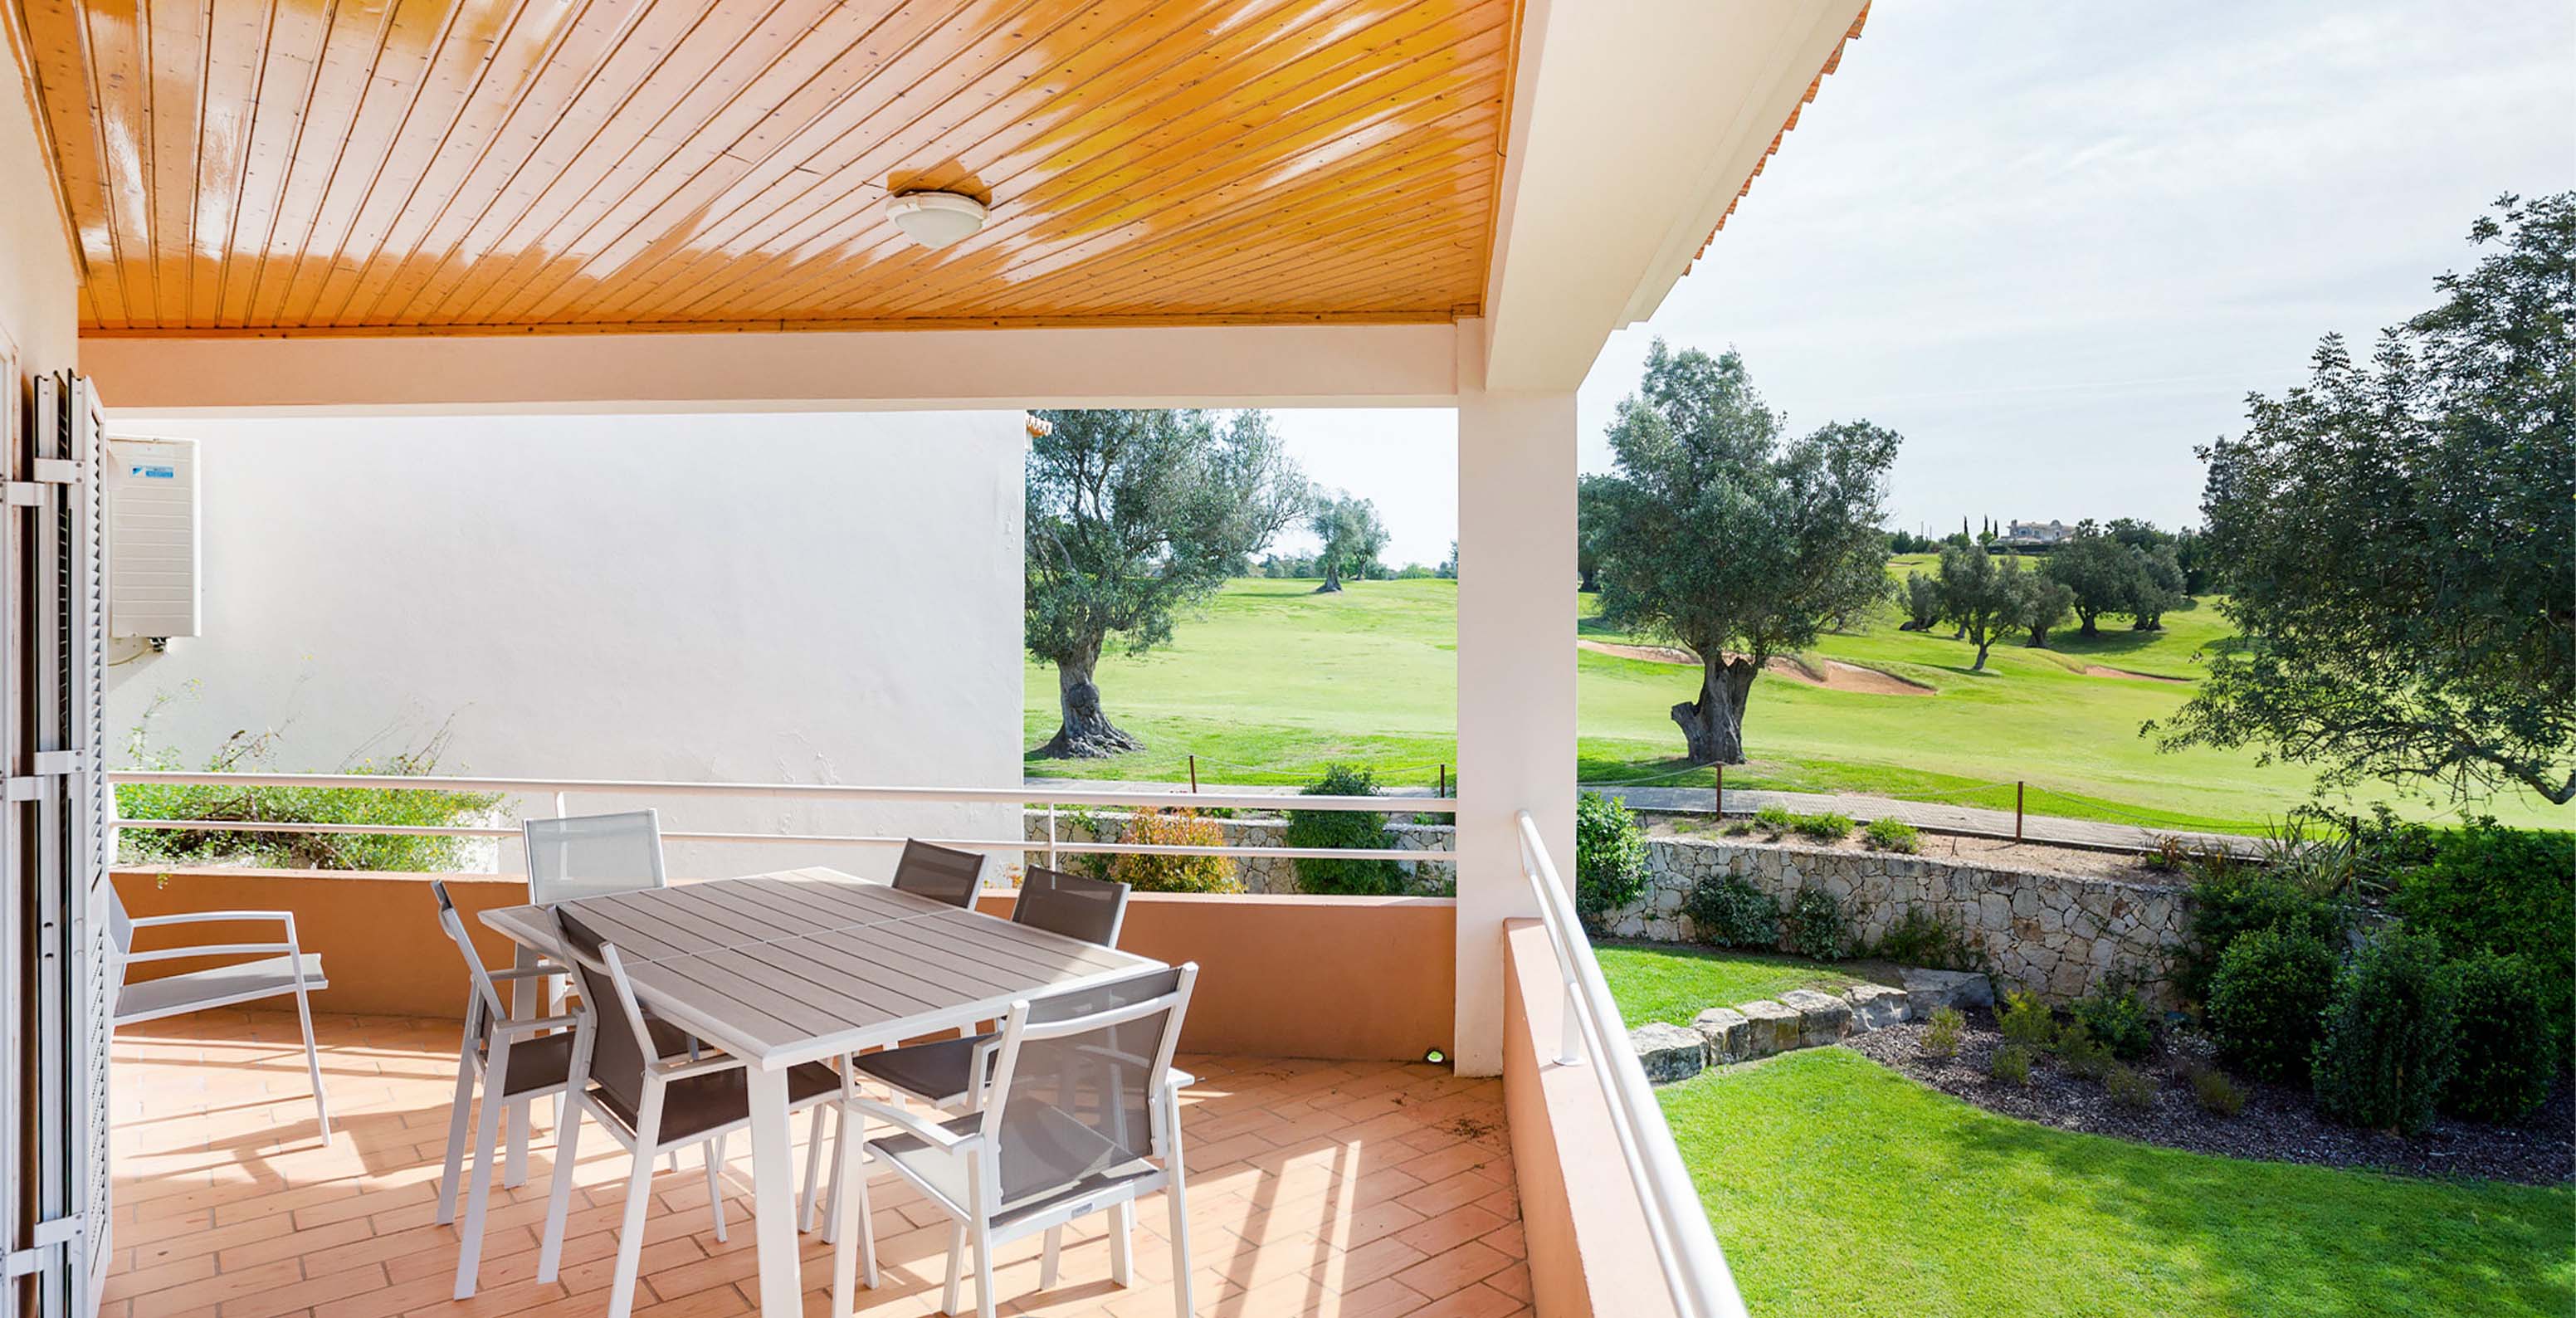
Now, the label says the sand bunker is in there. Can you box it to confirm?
[2081,664,2191,684]
[1578,640,1932,696]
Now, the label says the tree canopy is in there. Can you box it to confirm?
[1934,544,2022,671]
[1026,408,1305,757]
[2156,193,2576,806]
[1590,342,1899,764]
[1307,490,1388,593]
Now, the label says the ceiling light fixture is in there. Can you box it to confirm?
[886,190,988,249]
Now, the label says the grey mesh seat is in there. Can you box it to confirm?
[107,885,332,1146]
[534,908,844,1318]
[522,808,668,903]
[890,837,984,908]
[429,881,700,1299]
[827,965,1202,1318]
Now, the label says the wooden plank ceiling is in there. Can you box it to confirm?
[15,0,1515,335]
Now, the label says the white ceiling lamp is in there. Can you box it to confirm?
[886,190,988,249]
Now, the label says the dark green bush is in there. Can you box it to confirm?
[1922,1006,1965,1058]
[2190,1067,2247,1116]
[1861,817,1920,853]
[1753,804,1796,836]
[2177,860,2348,1005]
[1572,790,1652,927]
[2055,1024,2114,1081]
[1784,884,1848,960]
[1861,907,1987,972]
[1997,988,2056,1048]
[2391,820,2576,1052]
[2313,927,2459,1135]
[2442,951,2561,1125]
[1989,1042,2035,1086]
[1285,764,1402,896]
[1684,875,1780,949]
[2069,980,2157,1061]
[1789,812,1854,842]
[118,725,501,872]
[2204,927,2339,1084]
[2106,1064,2157,1110]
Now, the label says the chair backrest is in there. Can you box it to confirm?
[1013,867,1130,947]
[431,881,510,1049]
[890,838,983,908]
[551,908,662,1122]
[106,885,133,986]
[979,964,1197,1210]
[523,810,667,905]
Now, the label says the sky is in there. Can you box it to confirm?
[1269,0,2576,567]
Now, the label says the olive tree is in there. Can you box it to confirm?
[2013,571,2075,647]
[1935,544,2023,671]
[2157,193,2576,805]
[1308,490,1388,593]
[1898,570,1944,632]
[1026,408,1305,757]
[1591,342,1899,764]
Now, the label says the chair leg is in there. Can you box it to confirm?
[800,1103,828,1232]
[536,1095,584,1281]
[505,1098,531,1188]
[705,1134,728,1243]
[969,1218,999,1318]
[292,980,333,1147]
[1164,1094,1196,1318]
[824,1101,852,1244]
[1109,1203,1134,1286]
[828,1115,879,1318]
[451,1045,511,1299]
[942,1224,966,1316]
[1040,1225,1063,1290]
[607,1096,666,1318]
[434,1041,476,1226]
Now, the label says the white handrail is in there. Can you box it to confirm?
[102,771,1457,864]
[1515,810,1747,1318]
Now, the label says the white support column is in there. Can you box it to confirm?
[1452,355,1578,1076]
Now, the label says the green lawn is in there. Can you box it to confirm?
[1596,943,1871,1028]
[1024,574,2567,832]
[1661,1048,2574,1318]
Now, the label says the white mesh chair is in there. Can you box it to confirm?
[522,808,668,903]
[429,881,711,1299]
[828,964,1200,1318]
[108,885,332,1146]
[539,908,846,1318]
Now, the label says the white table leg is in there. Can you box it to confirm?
[746,1067,802,1316]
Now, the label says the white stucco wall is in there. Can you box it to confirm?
[101,411,1026,880]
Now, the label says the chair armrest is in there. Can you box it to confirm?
[651,1051,748,1081]
[122,943,299,964]
[128,910,295,930]
[487,964,565,984]
[844,1096,975,1150]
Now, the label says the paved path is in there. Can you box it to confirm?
[1025,777,2264,857]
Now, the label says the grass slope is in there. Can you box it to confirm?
[1661,1048,2574,1318]
[1023,575,2564,832]
[1597,944,1869,1028]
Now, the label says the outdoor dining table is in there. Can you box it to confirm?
[481,865,1164,1316]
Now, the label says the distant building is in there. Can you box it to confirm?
[2004,519,2072,547]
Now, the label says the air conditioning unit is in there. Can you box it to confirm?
[105,437,202,640]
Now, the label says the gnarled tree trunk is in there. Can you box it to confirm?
[1671,652,1760,764]
[1037,647,1143,758]
[1315,557,1343,593]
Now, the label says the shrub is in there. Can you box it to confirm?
[2056,1024,2115,1081]
[2177,861,2347,1005]
[2313,927,2460,1135]
[2106,1064,2157,1110]
[1753,804,1796,836]
[1720,819,1755,837]
[2190,1067,2248,1116]
[1861,817,1920,853]
[2143,834,2191,875]
[1285,764,1402,896]
[1684,876,1780,949]
[1997,988,2056,1048]
[1861,907,1987,971]
[1922,1006,1965,1058]
[1572,791,1652,927]
[2391,820,2576,1052]
[1783,884,1848,960]
[2442,951,2562,1124]
[1105,810,1241,894]
[1989,1042,2035,1086]
[1790,812,1854,842]
[118,722,501,872]
[2069,979,2157,1061]
[2204,926,2340,1084]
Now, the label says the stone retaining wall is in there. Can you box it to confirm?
[1021,808,1454,895]
[1603,835,2191,1006]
